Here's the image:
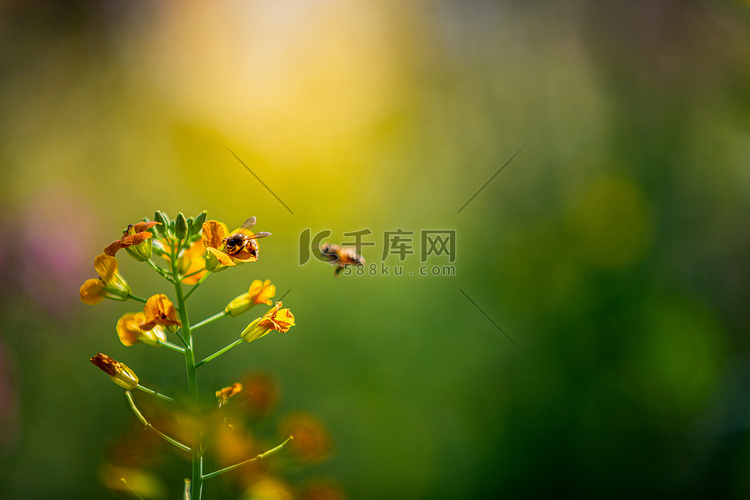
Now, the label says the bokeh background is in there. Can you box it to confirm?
[2,0,750,498]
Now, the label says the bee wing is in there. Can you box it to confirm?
[240,217,257,230]
[251,231,272,239]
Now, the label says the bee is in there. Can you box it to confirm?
[223,216,271,261]
[320,243,365,276]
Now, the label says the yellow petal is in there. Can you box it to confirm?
[201,220,229,250]
[206,247,236,267]
[141,294,181,330]
[252,280,276,305]
[94,254,118,284]
[79,279,105,305]
[116,312,146,346]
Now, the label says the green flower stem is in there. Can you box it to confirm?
[202,436,294,480]
[183,271,211,301]
[195,338,243,369]
[127,293,147,304]
[136,383,176,403]
[174,330,188,348]
[146,259,175,283]
[170,247,203,500]
[125,391,191,453]
[157,339,186,353]
[191,311,228,331]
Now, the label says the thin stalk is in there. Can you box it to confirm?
[157,339,186,353]
[174,330,188,348]
[202,436,294,480]
[183,272,211,301]
[146,258,175,283]
[125,391,190,453]
[171,246,203,500]
[127,293,147,304]
[195,339,243,369]
[191,311,228,331]
[136,384,176,403]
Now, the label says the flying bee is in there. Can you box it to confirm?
[320,243,365,276]
[223,216,271,261]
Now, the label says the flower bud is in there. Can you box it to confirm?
[90,353,139,390]
[192,210,207,234]
[154,211,170,236]
[225,294,253,317]
[175,213,188,240]
[241,318,266,343]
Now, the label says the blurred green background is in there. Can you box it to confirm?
[2,0,750,498]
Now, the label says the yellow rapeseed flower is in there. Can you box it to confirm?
[116,312,168,347]
[79,254,131,305]
[104,221,160,261]
[225,280,276,317]
[241,302,295,343]
[202,219,268,271]
[202,220,235,272]
[140,294,181,331]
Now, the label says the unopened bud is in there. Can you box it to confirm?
[90,353,139,390]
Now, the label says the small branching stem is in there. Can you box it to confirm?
[136,384,176,403]
[202,436,294,480]
[191,311,228,331]
[125,391,190,453]
[195,339,243,369]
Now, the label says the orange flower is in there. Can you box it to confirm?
[202,220,235,271]
[216,382,243,407]
[225,280,276,317]
[202,219,267,271]
[104,221,160,260]
[241,302,295,343]
[90,352,139,390]
[79,254,131,305]
[140,294,181,331]
[116,312,168,347]
[257,302,295,333]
